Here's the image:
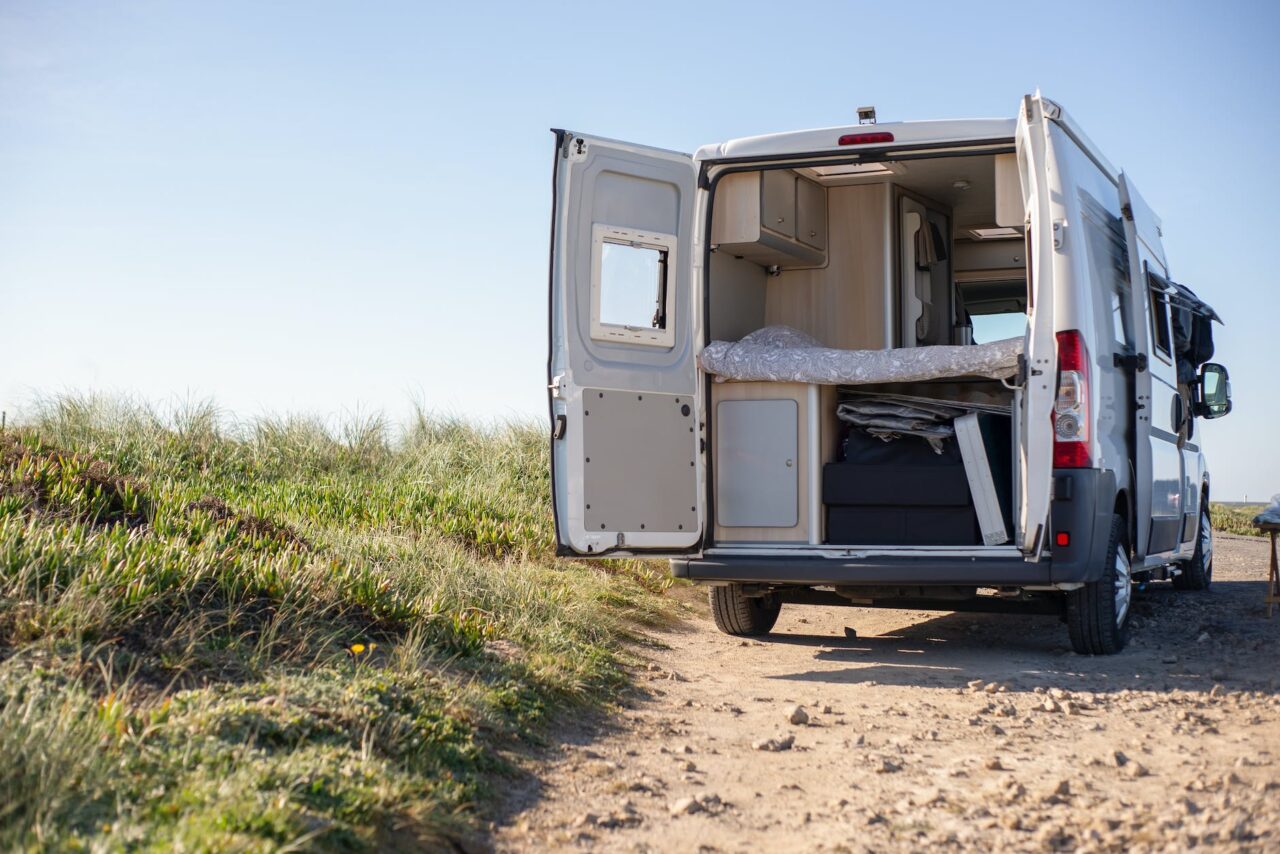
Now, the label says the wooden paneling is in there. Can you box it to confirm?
[765,183,890,350]
[712,382,839,544]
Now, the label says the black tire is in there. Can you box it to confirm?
[709,584,781,636]
[1173,501,1213,591]
[1066,513,1132,655]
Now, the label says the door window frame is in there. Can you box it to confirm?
[589,224,677,348]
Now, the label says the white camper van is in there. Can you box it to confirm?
[546,94,1232,655]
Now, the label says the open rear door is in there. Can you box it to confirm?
[1015,94,1060,556]
[547,131,703,557]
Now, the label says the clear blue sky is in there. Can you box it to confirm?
[2,1,1277,500]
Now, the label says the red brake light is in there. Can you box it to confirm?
[837,132,894,146]
[1053,330,1092,468]
[1056,532,1070,547]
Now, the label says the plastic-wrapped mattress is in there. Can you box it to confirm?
[698,325,1023,385]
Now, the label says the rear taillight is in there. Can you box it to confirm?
[837,132,894,146]
[1053,330,1092,468]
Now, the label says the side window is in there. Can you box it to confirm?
[1147,271,1173,359]
[590,224,676,348]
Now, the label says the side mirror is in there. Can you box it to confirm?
[1194,363,1232,419]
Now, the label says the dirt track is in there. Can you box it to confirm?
[495,535,1280,852]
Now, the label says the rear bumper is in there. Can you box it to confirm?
[671,553,1051,587]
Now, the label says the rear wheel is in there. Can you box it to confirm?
[1066,513,1131,655]
[709,585,781,636]
[1173,501,1213,591]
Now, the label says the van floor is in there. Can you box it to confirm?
[494,534,1280,852]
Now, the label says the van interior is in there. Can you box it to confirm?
[705,152,1031,552]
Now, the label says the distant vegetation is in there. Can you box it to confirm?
[1210,502,1268,537]
[0,397,673,851]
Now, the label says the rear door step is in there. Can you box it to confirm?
[674,553,1049,587]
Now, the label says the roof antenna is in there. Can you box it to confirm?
[857,106,877,125]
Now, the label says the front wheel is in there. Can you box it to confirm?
[1066,513,1132,655]
[1173,501,1213,591]
[709,584,781,636]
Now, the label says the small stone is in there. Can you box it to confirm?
[572,813,598,828]
[967,679,986,692]
[874,757,902,774]
[669,796,702,816]
[1223,771,1243,787]
[752,734,795,752]
[1197,631,1210,643]
[683,761,697,772]
[844,626,857,638]
[680,744,694,754]
[985,756,1006,771]
[787,705,810,726]
[1127,761,1149,778]
[1111,750,1129,767]
[822,705,833,715]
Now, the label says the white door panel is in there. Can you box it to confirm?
[1015,93,1060,556]
[548,131,703,556]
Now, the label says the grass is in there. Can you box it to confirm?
[0,395,675,851]
[1210,502,1269,537]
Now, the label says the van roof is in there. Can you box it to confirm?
[694,118,1018,163]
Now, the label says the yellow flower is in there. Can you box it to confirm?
[351,644,365,654]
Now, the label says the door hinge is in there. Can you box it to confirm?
[548,374,567,398]
[562,135,587,162]
[1052,219,1066,250]
[1113,352,1148,373]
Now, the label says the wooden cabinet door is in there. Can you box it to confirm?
[796,177,827,250]
[760,170,796,239]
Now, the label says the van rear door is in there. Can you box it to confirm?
[1015,94,1060,556]
[547,131,704,557]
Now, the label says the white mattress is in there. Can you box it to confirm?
[698,325,1024,385]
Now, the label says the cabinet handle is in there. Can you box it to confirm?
[776,217,785,224]
[809,230,817,237]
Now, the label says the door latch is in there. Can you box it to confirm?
[548,374,566,398]
[552,414,567,440]
[1113,352,1148,373]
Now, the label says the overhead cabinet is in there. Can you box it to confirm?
[712,170,827,269]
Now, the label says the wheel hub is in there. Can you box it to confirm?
[1114,544,1132,626]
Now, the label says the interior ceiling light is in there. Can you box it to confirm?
[952,178,971,190]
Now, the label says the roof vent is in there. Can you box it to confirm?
[857,106,877,125]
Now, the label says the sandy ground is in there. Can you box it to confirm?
[493,534,1280,853]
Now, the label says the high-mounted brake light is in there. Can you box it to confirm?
[837,132,894,146]
[1053,330,1092,468]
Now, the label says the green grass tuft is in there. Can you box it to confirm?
[0,395,674,850]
